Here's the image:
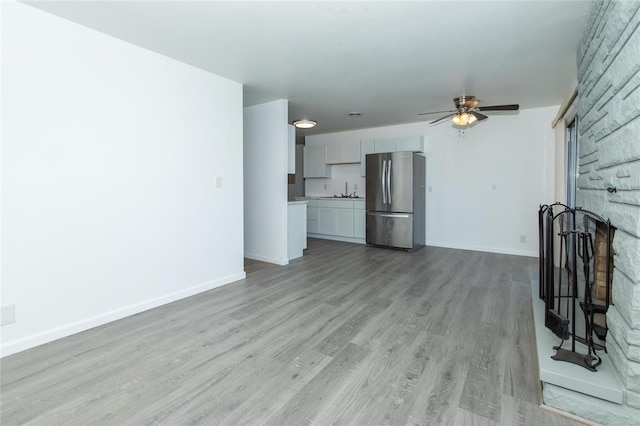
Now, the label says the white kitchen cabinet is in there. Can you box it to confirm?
[395,135,424,152]
[317,207,335,234]
[343,142,361,163]
[325,141,360,164]
[374,138,397,153]
[313,199,359,239]
[361,137,424,176]
[303,145,329,178]
[334,208,354,237]
[306,199,318,234]
[360,140,375,176]
[287,124,295,174]
[354,200,366,239]
[373,136,425,154]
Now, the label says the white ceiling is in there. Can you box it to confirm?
[25,1,593,136]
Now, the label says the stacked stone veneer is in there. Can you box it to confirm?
[551,0,640,423]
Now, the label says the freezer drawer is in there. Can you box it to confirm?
[366,212,413,249]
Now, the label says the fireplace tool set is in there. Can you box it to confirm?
[538,203,615,371]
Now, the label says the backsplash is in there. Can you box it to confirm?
[304,164,366,197]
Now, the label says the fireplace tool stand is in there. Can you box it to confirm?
[538,203,614,371]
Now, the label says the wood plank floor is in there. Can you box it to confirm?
[1,238,584,425]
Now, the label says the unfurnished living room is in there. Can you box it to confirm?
[2,1,640,425]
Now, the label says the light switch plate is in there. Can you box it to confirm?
[216,176,223,188]
[1,304,15,326]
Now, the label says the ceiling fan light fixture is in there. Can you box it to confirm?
[293,119,317,129]
[452,113,471,126]
[451,110,477,127]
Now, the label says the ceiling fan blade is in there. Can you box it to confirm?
[471,111,488,121]
[418,109,456,116]
[429,113,454,125]
[476,104,520,111]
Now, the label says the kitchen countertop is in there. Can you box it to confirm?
[296,196,365,201]
[287,200,308,205]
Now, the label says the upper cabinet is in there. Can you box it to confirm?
[287,124,295,174]
[374,138,396,153]
[325,141,360,164]
[360,140,375,176]
[303,145,330,178]
[360,136,424,175]
[395,135,424,152]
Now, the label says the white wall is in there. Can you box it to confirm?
[305,106,557,256]
[1,3,245,356]
[244,100,289,265]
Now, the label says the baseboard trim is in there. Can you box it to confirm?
[0,272,246,358]
[307,233,366,245]
[425,241,538,257]
[244,253,289,266]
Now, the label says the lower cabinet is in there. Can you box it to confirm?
[317,207,334,235]
[307,199,366,242]
[317,206,353,237]
[334,208,354,237]
[354,207,366,239]
[306,199,318,233]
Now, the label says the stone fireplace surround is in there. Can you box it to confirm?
[538,1,640,424]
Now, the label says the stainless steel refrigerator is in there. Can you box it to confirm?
[366,151,425,251]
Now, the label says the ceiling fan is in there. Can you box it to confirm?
[418,96,519,126]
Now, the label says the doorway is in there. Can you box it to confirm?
[565,117,578,208]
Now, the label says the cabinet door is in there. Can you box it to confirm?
[307,206,318,221]
[334,208,354,237]
[317,208,335,235]
[324,144,342,164]
[354,209,366,239]
[343,142,361,163]
[374,138,396,153]
[287,124,295,173]
[360,140,375,176]
[307,219,318,234]
[396,135,424,152]
[303,145,328,178]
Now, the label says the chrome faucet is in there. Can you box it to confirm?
[345,182,348,197]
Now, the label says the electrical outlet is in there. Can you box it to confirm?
[520,235,527,244]
[354,184,358,190]
[324,184,327,189]
[1,304,15,326]
[492,184,497,190]
[428,186,433,193]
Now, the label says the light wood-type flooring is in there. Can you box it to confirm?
[1,238,583,425]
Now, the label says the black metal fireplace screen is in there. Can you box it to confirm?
[538,203,615,371]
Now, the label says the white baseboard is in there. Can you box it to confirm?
[425,240,538,257]
[0,272,246,358]
[244,253,289,266]
[307,234,366,245]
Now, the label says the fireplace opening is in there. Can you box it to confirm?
[538,203,616,371]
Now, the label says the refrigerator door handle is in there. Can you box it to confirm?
[368,213,410,218]
[387,159,392,204]
[382,160,387,204]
